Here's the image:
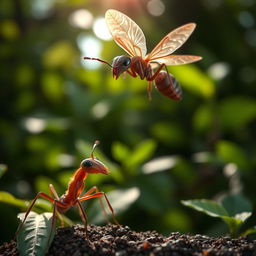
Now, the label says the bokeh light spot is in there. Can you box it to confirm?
[91,101,110,119]
[69,9,93,29]
[93,17,112,41]
[238,11,254,28]
[31,0,54,19]
[147,0,165,16]
[142,156,177,174]
[58,154,75,167]
[77,34,102,69]
[23,117,46,133]
[207,62,230,80]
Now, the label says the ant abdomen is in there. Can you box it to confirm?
[154,70,182,101]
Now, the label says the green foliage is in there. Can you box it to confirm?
[218,97,256,131]
[0,192,29,209]
[17,212,55,256]
[112,139,157,174]
[216,141,249,171]
[170,65,215,98]
[1,0,256,244]
[182,194,255,237]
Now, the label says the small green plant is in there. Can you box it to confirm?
[17,212,55,256]
[181,194,256,238]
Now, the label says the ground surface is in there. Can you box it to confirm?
[1,224,256,256]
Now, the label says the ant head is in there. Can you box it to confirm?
[80,140,109,175]
[112,56,131,79]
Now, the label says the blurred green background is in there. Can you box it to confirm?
[1,0,256,243]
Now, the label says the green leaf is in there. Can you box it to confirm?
[170,65,215,98]
[241,226,256,236]
[0,191,53,213]
[219,96,256,130]
[220,194,252,216]
[17,211,55,256]
[151,122,185,146]
[221,214,251,238]
[0,191,29,209]
[234,212,252,222]
[127,139,157,168]
[193,104,214,133]
[112,141,131,163]
[181,199,252,237]
[41,72,64,102]
[43,40,78,69]
[181,199,229,217]
[216,140,249,170]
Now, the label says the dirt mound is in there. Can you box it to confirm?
[1,224,256,256]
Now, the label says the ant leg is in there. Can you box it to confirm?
[126,69,137,78]
[49,184,64,227]
[81,186,109,223]
[144,63,165,100]
[147,82,152,101]
[49,184,60,200]
[148,63,165,81]
[76,200,88,237]
[79,192,119,226]
[15,192,55,237]
[102,192,119,226]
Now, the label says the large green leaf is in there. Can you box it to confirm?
[127,139,157,169]
[220,194,252,216]
[17,212,55,256]
[170,65,215,98]
[181,199,228,217]
[0,191,53,212]
[112,141,131,163]
[181,199,252,237]
[0,191,29,209]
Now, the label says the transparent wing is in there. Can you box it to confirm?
[146,23,196,61]
[151,55,202,66]
[105,9,147,57]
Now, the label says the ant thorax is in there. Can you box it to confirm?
[130,56,152,80]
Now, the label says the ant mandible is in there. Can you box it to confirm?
[16,140,119,242]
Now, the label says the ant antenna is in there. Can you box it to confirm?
[91,140,100,159]
[84,57,113,68]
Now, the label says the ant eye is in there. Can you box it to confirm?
[81,160,93,168]
[123,58,131,66]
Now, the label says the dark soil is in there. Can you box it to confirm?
[1,224,256,256]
